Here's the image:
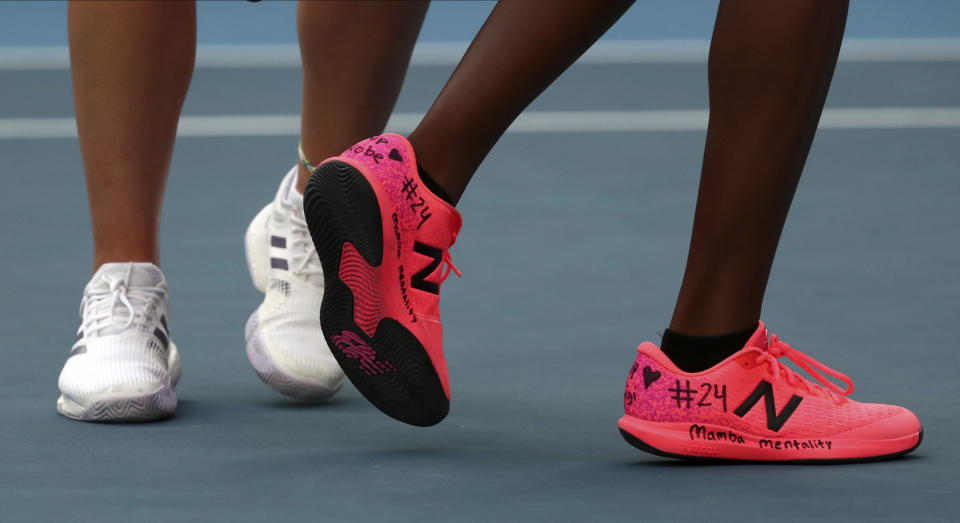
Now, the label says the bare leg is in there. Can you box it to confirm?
[396,0,844,367]
[363,0,843,337]
[296,0,429,193]
[668,0,849,336]
[69,0,195,271]
[408,0,635,204]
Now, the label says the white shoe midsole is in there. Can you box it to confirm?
[245,311,344,398]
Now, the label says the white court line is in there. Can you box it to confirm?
[2,38,960,69]
[2,108,960,139]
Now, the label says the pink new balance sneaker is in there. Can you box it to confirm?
[303,134,462,426]
[619,322,922,462]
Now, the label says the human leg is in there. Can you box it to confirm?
[407,0,635,204]
[619,1,921,462]
[244,1,430,400]
[296,0,429,192]
[59,0,194,421]
[69,0,195,270]
[668,0,849,340]
[303,0,635,424]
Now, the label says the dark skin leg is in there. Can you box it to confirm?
[408,0,635,205]
[409,0,846,337]
[669,0,849,335]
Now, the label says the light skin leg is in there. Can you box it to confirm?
[69,0,196,272]
[72,0,429,271]
[296,0,429,193]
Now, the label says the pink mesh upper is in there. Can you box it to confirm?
[623,325,911,439]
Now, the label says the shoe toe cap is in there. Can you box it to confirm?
[836,405,922,440]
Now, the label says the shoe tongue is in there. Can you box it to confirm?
[743,321,769,350]
[93,262,165,288]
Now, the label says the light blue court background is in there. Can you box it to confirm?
[1,1,959,522]
[0,0,958,47]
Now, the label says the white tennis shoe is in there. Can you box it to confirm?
[57,262,180,422]
[244,166,345,399]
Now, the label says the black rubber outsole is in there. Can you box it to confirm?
[303,160,449,427]
[619,427,924,464]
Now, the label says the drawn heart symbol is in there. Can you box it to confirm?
[388,148,403,162]
[642,365,661,389]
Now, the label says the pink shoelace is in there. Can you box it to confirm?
[753,333,854,404]
[439,251,462,284]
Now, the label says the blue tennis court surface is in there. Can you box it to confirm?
[0,2,958,521]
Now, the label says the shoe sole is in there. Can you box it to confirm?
[245,312,344,400]
[617,415,923,463]
[304,160,449,426]
[57,343,181,423]
[56,386,177,423]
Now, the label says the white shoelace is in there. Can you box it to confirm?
[289,210,323,282]
[80,264,165,338]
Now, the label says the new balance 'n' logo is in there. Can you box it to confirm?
[733,380,803,432]
[411,242,442,294]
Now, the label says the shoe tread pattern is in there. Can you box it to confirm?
[67,387,177,423]
[304,161,448,426]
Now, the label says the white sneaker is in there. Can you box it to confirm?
[244,166,345,399]
[57,262,181,422]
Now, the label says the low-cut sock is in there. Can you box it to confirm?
[417,164,455,206]
[660,323,759,373]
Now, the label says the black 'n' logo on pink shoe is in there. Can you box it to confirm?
[411,242,442,295]
[734,380,803,432]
